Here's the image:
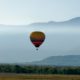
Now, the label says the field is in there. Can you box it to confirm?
[0,74,80,80]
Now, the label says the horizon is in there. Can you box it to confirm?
[0,17,79,26]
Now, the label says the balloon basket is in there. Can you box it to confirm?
[36,48,38,51]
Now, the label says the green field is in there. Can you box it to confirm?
[0,74,80,80]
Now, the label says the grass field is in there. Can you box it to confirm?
[0,74,79,80]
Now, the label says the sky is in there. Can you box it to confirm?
[0,0,80,25]
[0,0,80,63]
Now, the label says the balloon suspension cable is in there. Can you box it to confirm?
[36,48,38,51]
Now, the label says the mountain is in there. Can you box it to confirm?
[27,55,80,66]
[28,17,80,27]
[0,17,80,27]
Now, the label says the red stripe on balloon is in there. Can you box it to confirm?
[32,41,42,47]
[33,42,42,44]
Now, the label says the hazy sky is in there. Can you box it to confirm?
[0,0,80,25]
[0,0,80,63]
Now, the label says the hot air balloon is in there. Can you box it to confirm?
[30,31,45,50]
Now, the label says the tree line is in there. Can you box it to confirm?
[0,64,80,74]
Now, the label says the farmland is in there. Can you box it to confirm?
[0,74,80,80]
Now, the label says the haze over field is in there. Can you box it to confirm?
[0,17,80,63]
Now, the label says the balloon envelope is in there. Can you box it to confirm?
[30,31,45,49]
